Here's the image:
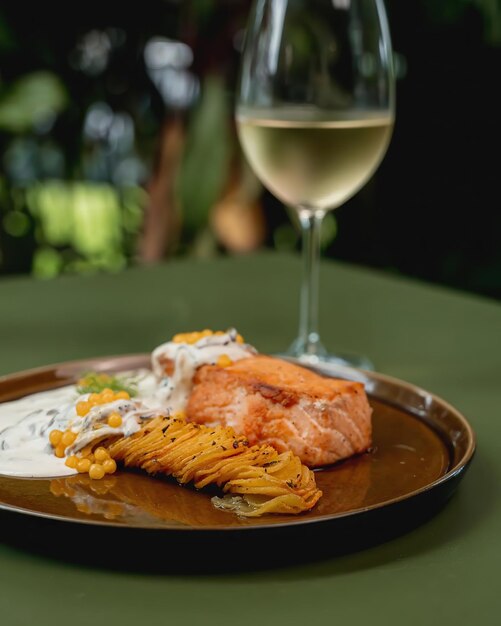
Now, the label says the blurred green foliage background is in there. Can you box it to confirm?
[0,0,500,298]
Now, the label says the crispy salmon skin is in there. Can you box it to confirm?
[186,355,372,468]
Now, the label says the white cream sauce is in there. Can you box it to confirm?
[0,330,257,479]
[0,385,79,478]
[0,370,164,478]
[151,328,256,411]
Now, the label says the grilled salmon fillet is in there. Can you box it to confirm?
[186,355,372,468]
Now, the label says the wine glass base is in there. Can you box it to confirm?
[277,340,374,372]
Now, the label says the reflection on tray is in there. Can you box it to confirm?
[49,451,373,527]
[314,452,372,516]
[49,472,254,527]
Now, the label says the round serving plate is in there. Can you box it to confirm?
[0,355,475,570]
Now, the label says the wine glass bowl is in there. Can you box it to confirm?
[236,0,395,369]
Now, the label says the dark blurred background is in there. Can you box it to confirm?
[0,0,500,298]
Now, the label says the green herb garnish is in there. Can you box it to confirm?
[76,372,137,396]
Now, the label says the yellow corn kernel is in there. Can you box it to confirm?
[102,458,117,474]
[177,329,244,343]
[101,389,114,404]
[172,332,187,343]
[172,330,215,344]
[76,401,91,417]
[89,463,105,480]
[107,413,122,428]
[88,393,100,404]
[49,429,63,447]
[61,430,77,447]
[217,354,233,368]
[94,447,109,462]
[54,445,66,458]
[65,455,79,469]
[115,390,130,401]
[77,458,92,473]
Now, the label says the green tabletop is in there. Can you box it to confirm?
[0,252,499,625]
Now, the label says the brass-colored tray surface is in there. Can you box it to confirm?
[0,355,475,532]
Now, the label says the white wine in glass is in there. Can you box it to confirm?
[236,0,395,369]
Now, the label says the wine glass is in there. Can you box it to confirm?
[235,0,395,369]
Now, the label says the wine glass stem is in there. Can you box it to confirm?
[297,207,327,357]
